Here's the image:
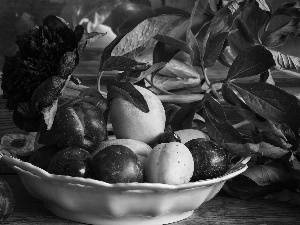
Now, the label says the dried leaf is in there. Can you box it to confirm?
[42,99,58,130]
[269,49,300,69]
[146,74,200,94]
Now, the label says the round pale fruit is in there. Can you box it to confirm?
[185,139,228,181]
[91,139,152,168]
[145,142,194,184]
[109,85,166,146]
[90,145,143,183]
[174,129,209,144]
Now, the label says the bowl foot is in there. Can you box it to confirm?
[45,203,194,225]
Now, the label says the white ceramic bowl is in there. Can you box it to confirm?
[1,154,250,225]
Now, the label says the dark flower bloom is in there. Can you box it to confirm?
[1,15,102,131]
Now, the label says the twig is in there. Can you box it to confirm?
[97,71,103,93]
[144,77,174,95]
[233,120,250,129]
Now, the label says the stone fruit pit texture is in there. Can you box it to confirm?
[109,85,166,147]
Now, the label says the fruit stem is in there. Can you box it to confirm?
[97,71,103,93]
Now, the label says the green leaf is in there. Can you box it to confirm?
[153,34,190,54]
[226,45,275,81]
[203,93,243,144]
[227,1,269,56]
[272,1,300,18]
[204,32,229,68]
[101,56,150,71]
[256,0,272,12]
[171,100,203,131]
[228,81,300,131]
[202,0,243,67]
[99,35,125,71]
[260,18,300,48]
[106,80,149,113]
[242,164,293,186]
[152,36,182,64]
[111,14,188,56]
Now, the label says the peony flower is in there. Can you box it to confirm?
[1,15,103,131]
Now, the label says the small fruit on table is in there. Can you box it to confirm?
[185,139,228,181]
[109,85,166,146]
[145,142,194,184]
[47,147,92,178]
[0,178,14,221]
[90,145,144,183]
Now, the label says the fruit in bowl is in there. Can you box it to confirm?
[41,100,107,153]
[109,85,166,147]
[90,145,144,183]
[145,142,194,184]
[91,138,152,169]
[47,147,92,178]
[185,138,228,181]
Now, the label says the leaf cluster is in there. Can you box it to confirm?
[99,0,300,201]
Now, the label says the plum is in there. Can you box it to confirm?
[29,145,61,170]
[185,139,228,181]
[47,147,91,178]
[50,101,107,153]
[90,145,143,183]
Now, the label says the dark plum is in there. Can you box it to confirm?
[185,139,228,181]
[49,101,107,153]
[47,147,91,178]
[90,145,143,183]
[29,145,61,170]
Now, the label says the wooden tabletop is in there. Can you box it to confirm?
[1,62,300,224]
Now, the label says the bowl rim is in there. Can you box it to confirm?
[0,154,250,191]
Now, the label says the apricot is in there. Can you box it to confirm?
[145,142,194,184]
[109,85,166,146]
